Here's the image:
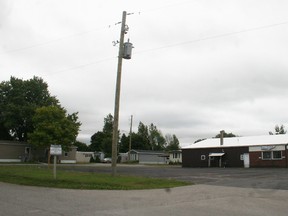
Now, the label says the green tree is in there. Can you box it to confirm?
[269,124,286,135]
[89,131,105,152]
[148,123,166,150]
[119,132,146,152]
[0,76,58,141]
[165,134,180,151]
[74,141,89,151]
[135,122,166,150]
[28,106,81,151]
[214,131,237,138]
[137,122,150,150]
[129,132,149,151]
[89,114,114,156]
[103,114,113,133]
[119,133,129,153]
[0,123,12,140]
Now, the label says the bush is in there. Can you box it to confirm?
[169,161,182,165]
[90,155,101,163]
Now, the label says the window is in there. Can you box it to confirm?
[262,151,282,160]
[262,151,271,160]
[64,152,68,157]
[240,154,244,161]
[201,155,206,160]
[273,151,282,159]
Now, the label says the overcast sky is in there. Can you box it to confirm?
[1,0,288,146]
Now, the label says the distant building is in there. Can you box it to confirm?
[76,151,94,163]
[169,150,182,164]
[182,134,288,168]
[59,146,77,164]
[129,149,169,164]
[0,140,79,164]
[119,152,129,163]
[94,151,105,162]
[0,140,31,162]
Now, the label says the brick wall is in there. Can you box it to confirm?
[250,151,287,168]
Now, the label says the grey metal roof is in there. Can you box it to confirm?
[182,134,288,149]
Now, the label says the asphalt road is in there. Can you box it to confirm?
[59,164,288,190]
[1,164,288,216]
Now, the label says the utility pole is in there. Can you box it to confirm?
[111,11,127,176]
[128,115,133,161]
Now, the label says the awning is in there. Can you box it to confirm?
[209,153,225,157]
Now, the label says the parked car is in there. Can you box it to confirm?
[103,157,112,163]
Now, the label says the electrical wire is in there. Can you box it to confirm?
[0,26,115,56]
[1,0,288,76]
[0,0,194,56]
[135,21,288,55]
[48,56,116,75]
[47,20,288,76]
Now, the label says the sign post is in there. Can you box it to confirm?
[50,145,62,180]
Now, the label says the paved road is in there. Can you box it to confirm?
[1,181,288,216]
[1,165,288,215]
[59,164,288,190]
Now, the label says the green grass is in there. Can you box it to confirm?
[0,165,191,190]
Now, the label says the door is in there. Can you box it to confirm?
[243,153,250,168]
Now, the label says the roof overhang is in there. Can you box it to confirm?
[209,153,225,157]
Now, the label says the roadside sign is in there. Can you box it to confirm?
[50,145,62,180]
[50,145,62,156]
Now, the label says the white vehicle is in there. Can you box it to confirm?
[103,158,112,163]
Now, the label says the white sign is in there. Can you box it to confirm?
[50,145,62,156]
[261,146,275,151]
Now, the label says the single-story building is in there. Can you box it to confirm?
[0,140,78,163]
[119,152,129,163]
[169,150,182,164]
[76,151,106,163]
[95,151,105,162]
[0,140,31,162]
[129,149,169,164]
[59,146,77,164]
[75,151,94,163]
[182,134,288,168]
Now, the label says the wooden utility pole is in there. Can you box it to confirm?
[128,115,133,161]
[111,11,127,176]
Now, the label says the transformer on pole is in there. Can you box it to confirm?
[123,40,134,59]
[111,11,134,176]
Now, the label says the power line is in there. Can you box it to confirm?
[47,20,288,76]
[135,21,288,55]
[0,23,121,56]
[2,2,288,76]
[138,0,196,14]
[48,56,116,75]
[0,1,194,56]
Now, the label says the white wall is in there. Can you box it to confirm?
[76,152,94,163]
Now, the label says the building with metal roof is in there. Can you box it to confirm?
[182,134,288,168]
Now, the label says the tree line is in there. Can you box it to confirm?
[194,125,287,144]
[80,114,180,156]
[0,77,179,157]
[0,76,81,151]
[2,76,284,156]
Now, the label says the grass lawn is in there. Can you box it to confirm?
[0,165,191,190]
